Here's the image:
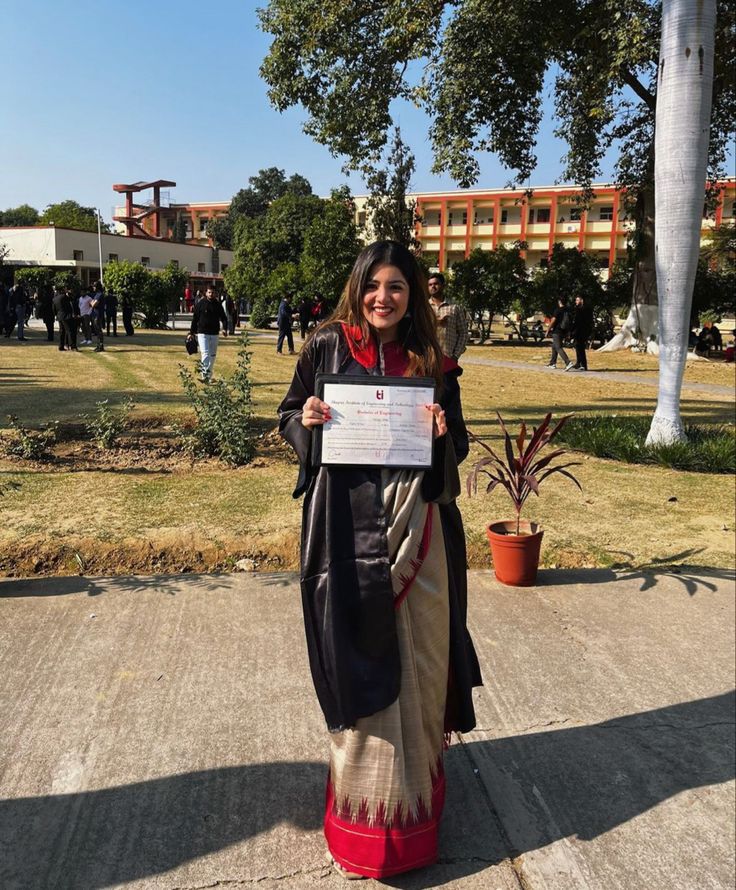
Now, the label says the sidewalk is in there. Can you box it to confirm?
[1,568,734,889]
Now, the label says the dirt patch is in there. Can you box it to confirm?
[0,529,301,578]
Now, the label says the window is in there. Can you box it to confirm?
[501,209,509,224]
[570,207,582,221]
[448,210,467,226]
[108,253,118,262]
[197,262,206,273]
[536,208,551,224]
[599,256,610,269]
[599,206,614,221]
[199,217,209,231]
[73,250,84,261]
[141,256,150,266]
[473,208,493,225]
[422,209,442,227]
[528,208,535,223]
[357,211,367,227]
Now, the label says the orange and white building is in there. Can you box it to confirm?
[356,179,736,275]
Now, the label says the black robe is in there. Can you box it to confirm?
[278,324,482,733]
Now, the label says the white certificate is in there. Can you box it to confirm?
[316,375,435,468]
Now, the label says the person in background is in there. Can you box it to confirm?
[90,282,106,352]
[428,272,468,406]
[105,290,118,337]
[184,284,193,313]
[38,282,55,342]
[187,285,228,381]
[53,286,79,351]
[545,296,574,370]
[224,291,237,335]
[297,294,313,339]
[570,294,594,371]
[276,293,295,355]
[9,283,28,341]
[78,287,94,344]
[121,292,135,336]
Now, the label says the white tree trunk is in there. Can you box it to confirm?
[597,303,660,353]
[646,0,716,446]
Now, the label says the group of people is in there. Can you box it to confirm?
[274,293,329,355]
[0,280,135,350]
[545,294,594,371]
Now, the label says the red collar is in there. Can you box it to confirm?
[341,323,378,369]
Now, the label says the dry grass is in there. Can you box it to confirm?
[0,324,733,576]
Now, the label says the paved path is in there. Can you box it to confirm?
[1,567,734,889]
[462,355,736,397]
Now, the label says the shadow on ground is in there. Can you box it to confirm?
[2,692,733,889]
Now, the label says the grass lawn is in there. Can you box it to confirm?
[0,323,734,576]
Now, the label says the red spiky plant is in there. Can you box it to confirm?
[467,412,582,536]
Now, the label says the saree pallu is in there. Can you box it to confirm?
[325,469,450,878]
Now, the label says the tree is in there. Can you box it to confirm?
[301,187,362,304]
[259,0,734,346]
[39,200,110,233]
[700,221,736,270]
[0,204,39,227]
[103,260,178,329]
[450,245,529,342]
[646,0,717,446]
[531,243,605,316]
[364,127,419,248]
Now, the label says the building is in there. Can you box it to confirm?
[0,226,233,289]
[112,180,229,246]
[354,178,736,275]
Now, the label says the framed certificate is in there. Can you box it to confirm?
[313,374,436,468]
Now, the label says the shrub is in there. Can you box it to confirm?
[83,399,134,449]
[556,415,735,474]
[178,334,256,466]
[3,415,56,461]
[248,297,273,329]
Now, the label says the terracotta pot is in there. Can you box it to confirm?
[486,520,544,587]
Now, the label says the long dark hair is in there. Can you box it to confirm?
[322,241,444,388]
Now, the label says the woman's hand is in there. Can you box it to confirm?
[425,403,447,438]
[301,396,331,429]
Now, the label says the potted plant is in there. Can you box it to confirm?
[467,412,582,586]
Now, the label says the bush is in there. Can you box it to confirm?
[3,415,56,461]
[248,298,273,329]
[83,399,134,449]
[178,334,256,465]
[556,415,735,474]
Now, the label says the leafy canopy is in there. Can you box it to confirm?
[260,1,734,192]
[0,204,39,227]
[39,200,110,233]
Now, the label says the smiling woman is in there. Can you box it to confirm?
[278,240,482,879]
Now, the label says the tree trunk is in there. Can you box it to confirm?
[599,160,659,353]
[646,0,716,445]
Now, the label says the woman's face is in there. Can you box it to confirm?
[361,264,410,343]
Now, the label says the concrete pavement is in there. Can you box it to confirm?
[1,567,734,889]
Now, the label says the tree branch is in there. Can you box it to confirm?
[622,70,656,110]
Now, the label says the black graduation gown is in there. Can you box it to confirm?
[278,324,482,733]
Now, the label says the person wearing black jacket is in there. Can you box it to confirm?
[53,287,79,351]
[187,285,228,381]
[38,284,56,341]
[571,294,594,371]
[545,296,574,370]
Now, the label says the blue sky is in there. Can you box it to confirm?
[3,0,621,223]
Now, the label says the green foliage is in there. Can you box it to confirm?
[700,222,736,271]
[300,188,361,304]
[178,334,256,466]
[83,399,134,450]
[3,415,56,461]
[103,260,186,329]
[39,200,110,233]
[530,243,604,315]
[556,415,735,474]
[248,298,273,329]
[230,167,314,221]
[0,204,39,226]
[692,260,736,324]
[13,267,52,291]
[450,244,529,342]
[364,127,419,249]
[206,216,233,249]
[52,270,81,298]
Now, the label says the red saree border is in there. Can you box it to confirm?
[324,765,446,879]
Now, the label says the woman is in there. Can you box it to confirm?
[279,241,482,879]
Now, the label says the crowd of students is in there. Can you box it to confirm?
[0,281,135,350]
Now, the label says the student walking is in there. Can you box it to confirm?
[570,294,594,371]
[279,240,481,880]
[187,286,228,381]
[276,294,295,354]
[546,297,574,370]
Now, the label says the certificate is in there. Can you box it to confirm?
[313,374,436,468]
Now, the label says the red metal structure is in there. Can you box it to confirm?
[112,180,176,239]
